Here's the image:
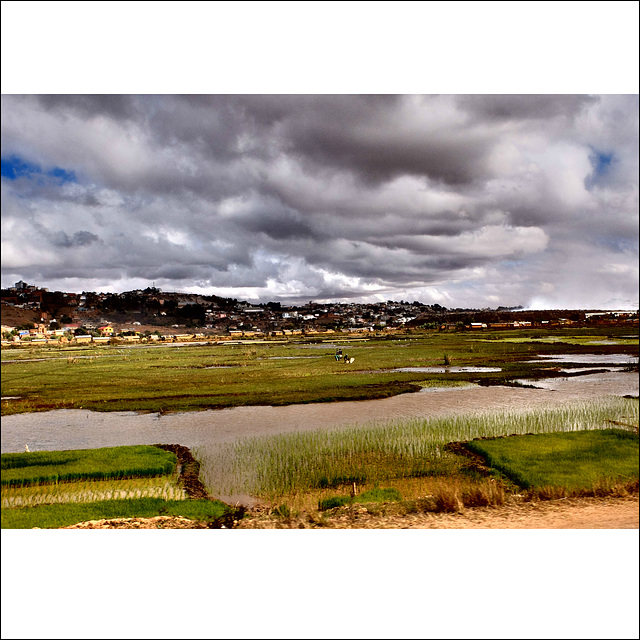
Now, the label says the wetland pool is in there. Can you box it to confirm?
[2,370,637,455]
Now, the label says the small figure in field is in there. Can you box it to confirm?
[335,349,343,361]
[25,444,30,453]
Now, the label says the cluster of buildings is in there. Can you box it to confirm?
[1,281,637,347]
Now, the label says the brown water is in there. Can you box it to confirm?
[392,366,502,373]
[1,371,637,454]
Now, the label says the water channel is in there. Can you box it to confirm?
[2,370,637,454]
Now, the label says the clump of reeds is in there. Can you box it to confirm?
[526,478,639,502]
[197,397,638,504]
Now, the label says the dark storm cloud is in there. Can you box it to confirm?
[35,94,139,121]
[28,94,494,187]
[1,94,638,309]
[457,94,597,122]
[235,94,495,185]
[49,230,100,248]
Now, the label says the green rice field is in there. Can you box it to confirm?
[2,326,637,416]
[1,445,177,486]
[1,497,230,529]
[0,444,235,528]
[465,428,639,491]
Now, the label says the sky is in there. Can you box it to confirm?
[1,5,638,314]
[2,93,638,310]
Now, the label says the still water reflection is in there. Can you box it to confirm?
[2,371,637,454]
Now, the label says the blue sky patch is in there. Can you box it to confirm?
[585,149,616,189]
[1,155,77,184]
[591,151,613,176]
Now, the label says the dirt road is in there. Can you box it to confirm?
[62,495,638,529]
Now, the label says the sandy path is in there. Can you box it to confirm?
[235,495,640,529]
[376,495,640,529]
[62,495,639,529]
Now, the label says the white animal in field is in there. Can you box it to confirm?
[25,445,30,452]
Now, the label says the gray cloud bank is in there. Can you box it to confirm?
[1,94,638,309]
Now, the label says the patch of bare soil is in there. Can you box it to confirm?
[1,303,40,327]
[64,515,211,529]
[235,495,640,529]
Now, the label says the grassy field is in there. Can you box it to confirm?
[1,445,177,486]
[1,498,230,529]
[2,327,637,416]
[1,327,638,527]
[465,428,639,492]
[0,444,233,528]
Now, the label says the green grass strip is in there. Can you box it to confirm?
[1,497,230,529]
[319,487,403,511]
[1,446,177,487]
[465,428,639,490]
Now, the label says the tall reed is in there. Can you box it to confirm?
[196,397,638,501]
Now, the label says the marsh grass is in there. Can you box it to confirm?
[413,379,472,389]
[197,397,638,505]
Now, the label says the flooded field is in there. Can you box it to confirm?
[512,370,638,393]
[528,353,639,365]
[2,370,637,455]
[392,366,502,373]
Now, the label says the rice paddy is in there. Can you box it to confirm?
[2,326,637,416]
[0,497,230,530]
[0,444,200,527]
[1,476,186,509]
[465,428,639,491]
[1,445,177,486]
[1,326,638,526]
[196,396,639,506]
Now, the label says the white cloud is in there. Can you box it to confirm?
[1,94,637,309]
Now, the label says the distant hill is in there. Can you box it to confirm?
[1,302,40,327]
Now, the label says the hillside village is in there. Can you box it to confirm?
[1,280,638,347]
